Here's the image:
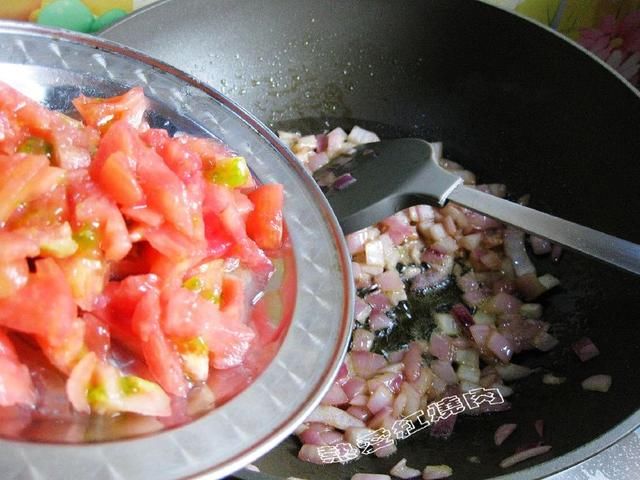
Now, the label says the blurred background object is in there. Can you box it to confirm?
[482,0,640,85]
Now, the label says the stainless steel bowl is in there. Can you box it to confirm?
[0,21,353,480]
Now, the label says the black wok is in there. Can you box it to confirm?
[102,1,640,478]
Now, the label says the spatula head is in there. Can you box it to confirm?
[313,138,462,234]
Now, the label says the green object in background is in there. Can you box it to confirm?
[36,0,95,32]
[90,8,127,32]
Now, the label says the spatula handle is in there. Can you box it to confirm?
[448,185,640,276]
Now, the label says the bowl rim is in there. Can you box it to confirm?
[0,20,354,480]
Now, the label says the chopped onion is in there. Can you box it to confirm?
[343,378,367,400]
[375,270,404,292]
[499,445,552,468]
[534,419,544,437]
[367,385,394,414]
[334,173,357,191]
[369,311,394,331]
[572,337,600,362]
[327,127,347,155]
[530,236,551,255]
[347,230,368,255]
[434,313,459,336]
[504,227,536,277]
[431,360,458,385]
[350,351,387,379]
[532,331,559,352]
[365,239,385,267]
[581,374,612,392]
[308,152,329,171]
[344,426,375,446]
[430,332,454,361]
[430,414,456,439]
[297,444,325,465]
[496,364,533,382]
[538,273,560,290]
[347,125,381,144]
[542,373,566,385]
[321,382,348,406]
[551,244,563,262]
[346,405,370,422]
[354,298,373,324]
[390,458,421,479]
[306,406,365,430]
[487,331,514,363]
[470,324,492,346]
[403,342,423,382]
[352,328,375,352]
[422,464,453,479]
[373,441,397,458]
[494,423,517,446]
[352,474,391,480]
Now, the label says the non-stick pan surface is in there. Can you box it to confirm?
[103,1,640,478]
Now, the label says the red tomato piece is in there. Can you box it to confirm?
[0,258,76,347]
[99,151,144,207]
[0,259,29,299]
[0,231,39,262]
[246,184,284,250]
[0,329,36,408]
[0,154,49,224]
[131,289,188,397]
[72,86,147,133]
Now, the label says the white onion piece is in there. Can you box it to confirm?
[307,151,329,172]
[374,441,397,458]
[352,474,391,480]
[321,382,348,406]
[496,364,533,382]
[532,331,559,352]
[504,227,536,277]
[365,239,385,267]
[422,464,453,479]
[520,303,543,319]
[494,423,517,446]
[346,406,370,422]
[352,328,375,352]
[375,269,404,292]
[430,332,454,361]
[343,378,367,400]
[354,298,373,324]
[431,360,458,385]
[306,406,365,430]
[469,324,492,346]
[542,373,566,385]
[327,127,347,156]
[582,374,612,392]
[347,125,381,144]
[487,331,514,363]
[367,385,394,414]
[245,464,260,472]
[530,235,551,255]
[344,426,375,446]
[351,351,387,379]
[434,313,459,336]
[369,311,394,331]
[499,445,552,468]
[347,230,368,255]
[297,444,325,464]
[538,273,560,290]
[390,458,422,479]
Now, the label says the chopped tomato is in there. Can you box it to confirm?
[72,87,147,133]
[131,290,188,397]
[0,258,76,346]
[0,84,291,422]
[246,183,284,250]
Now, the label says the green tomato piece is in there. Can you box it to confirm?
[37,0,95,33]
[87,384,108,407]
[182,276,204,293]
[206,156,250,188]
[119,375,160,397]
[17,137,52,158]
[176,337,208,356]
[73,225,100,251]
[200,288,220,304]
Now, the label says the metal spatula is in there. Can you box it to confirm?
[314,138,640,276]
